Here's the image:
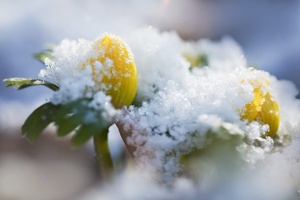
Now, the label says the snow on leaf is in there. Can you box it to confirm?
[3,77,59,91]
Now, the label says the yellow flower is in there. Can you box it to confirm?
[240,78,280,137]
[184,53,201,67]
[83,33,138,108]
[183,53,208,68]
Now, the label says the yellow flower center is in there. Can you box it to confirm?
[241,79,280,137]
[82,33,138,108]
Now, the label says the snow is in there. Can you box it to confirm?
[114,27,300,198]
[39,39,93,87]
[124,27,191,103]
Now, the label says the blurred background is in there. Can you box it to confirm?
[0,0,299,199]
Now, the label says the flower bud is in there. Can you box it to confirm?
[241,79,280,137]
[83,33,138,108]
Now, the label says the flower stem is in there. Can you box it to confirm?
[93,131,114,181]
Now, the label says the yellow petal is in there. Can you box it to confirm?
[183,53,201,67]
[241,86,264,122]
[256,92,280,137]
[241,79,280,137]
[83,33,138,108]
[183,53,208,68]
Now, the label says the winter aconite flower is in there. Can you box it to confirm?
[83,33,138,108]
[240,78,280,137]
[183,53,208,68]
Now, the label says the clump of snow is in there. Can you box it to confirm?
[39,38,93,87]
[183,36,247,71]
[39,38,96,104]
[124,27,191,103]
[50,65,95,105]
[116,27,300,189]
[88,91,119,122]
[119,67,276,183]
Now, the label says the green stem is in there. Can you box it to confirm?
[93,131,114,181]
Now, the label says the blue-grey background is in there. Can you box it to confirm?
[1,0,299,106]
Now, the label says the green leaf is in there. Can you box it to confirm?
[21,98,112,146]
[22,102,61,142]
[56,114,81,137]
[3,78,59,91]
[54,98,111,147]
[71,123,108,147]
[54,99,89,137]
[198,54,208,67]
[188,54,209,70]
[34,49,53,64]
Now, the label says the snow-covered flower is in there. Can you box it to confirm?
[82,33,138,108]
[239,75,280,137]
[40,33,138,109]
